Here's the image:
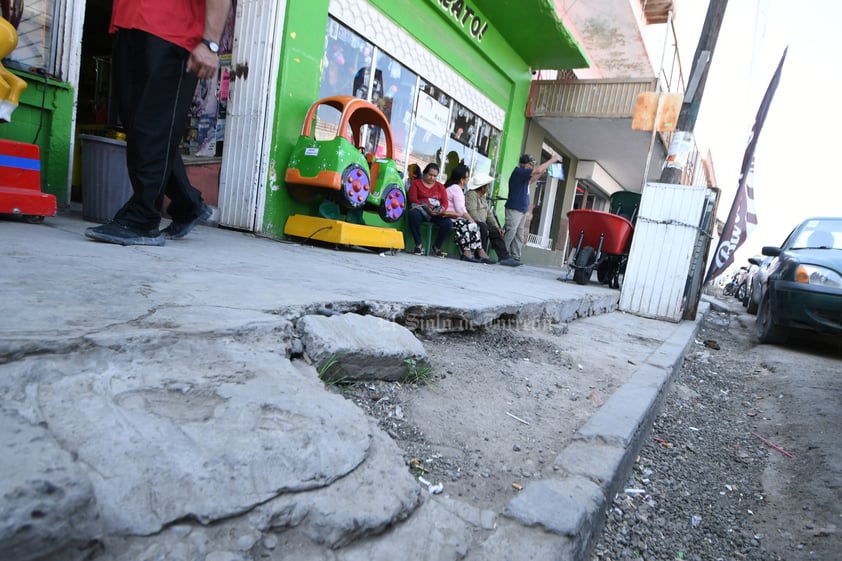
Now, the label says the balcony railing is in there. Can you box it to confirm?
[526,78,657,119]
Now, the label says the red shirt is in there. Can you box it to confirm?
[408,178,449,211]
[110,0,205,52]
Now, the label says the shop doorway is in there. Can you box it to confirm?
[74,0,237,213]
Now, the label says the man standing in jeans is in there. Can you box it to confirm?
[503,153,560,263]
[85,0,231,246]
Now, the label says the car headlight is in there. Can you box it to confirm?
[794,264,842,288]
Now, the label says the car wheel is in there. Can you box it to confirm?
[737,281,747,302]
[756,292,786,344]
[746,290,758,314]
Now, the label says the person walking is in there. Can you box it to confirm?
[465,173,520,267]
[503,153,560,262]
[85,0,231,246]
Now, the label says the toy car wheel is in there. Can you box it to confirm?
[378,184,406,222]
[341,164,370,208]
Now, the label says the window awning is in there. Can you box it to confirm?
[478,0,590,70]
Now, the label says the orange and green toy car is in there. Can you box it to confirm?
[285,96,406,223]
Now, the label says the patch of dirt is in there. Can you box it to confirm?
[340,324,636,514]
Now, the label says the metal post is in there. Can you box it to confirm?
[659,0,729,185]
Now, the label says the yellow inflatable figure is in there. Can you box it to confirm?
[0,16,27,122]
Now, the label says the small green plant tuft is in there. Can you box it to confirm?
[401,357,432,385]
[318,352,351,386]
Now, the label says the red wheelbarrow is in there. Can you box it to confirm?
[566,209,634,288]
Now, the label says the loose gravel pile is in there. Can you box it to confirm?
[590,310,784,561]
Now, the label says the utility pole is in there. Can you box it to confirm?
[659,0,728,185]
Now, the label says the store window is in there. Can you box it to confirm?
[442,101,476,178]
[365,50,416,166]
[318,17,501,185]
[5,0,55,74]
[319,20,374,140]
[573,182,608,211]
[319,19,419,171]
[473,120,500,178]
[410,80,450,179]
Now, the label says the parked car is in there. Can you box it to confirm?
[745,255,773,314]
[755,217,842,343]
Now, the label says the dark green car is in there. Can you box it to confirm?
[756,217,842,344]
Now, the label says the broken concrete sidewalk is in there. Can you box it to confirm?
[0,213,700,560]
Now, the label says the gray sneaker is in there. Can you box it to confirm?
[85,222,165,246]
[162,204,213,240]
[499,257,521,267]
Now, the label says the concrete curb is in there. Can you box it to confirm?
[499,303,709,560]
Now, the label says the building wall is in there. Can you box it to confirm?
[261,0,331,238]
[261,0,535,239]
[520,119,576,267]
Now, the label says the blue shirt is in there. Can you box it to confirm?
[506,166,532,212]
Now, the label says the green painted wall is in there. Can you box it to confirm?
[262,0,331,237]
[0,69,74,204]
[262,0,534,239]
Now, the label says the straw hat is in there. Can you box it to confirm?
[467,172,495,190]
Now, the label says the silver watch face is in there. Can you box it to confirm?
[203,39,220,53]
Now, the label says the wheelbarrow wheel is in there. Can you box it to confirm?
[597,259,612,284]
[573,246,596,285]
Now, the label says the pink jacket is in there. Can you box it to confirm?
[446,185,468,217]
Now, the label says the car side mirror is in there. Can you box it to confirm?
[761,246,781,257]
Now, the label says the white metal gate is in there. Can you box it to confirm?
[619,182,709,322]
[218,0,285,231]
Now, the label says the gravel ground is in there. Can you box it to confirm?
[591,298,842,561]
[335,296,840,560]
[590,308,775,561]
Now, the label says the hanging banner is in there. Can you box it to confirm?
[704,48,787,284]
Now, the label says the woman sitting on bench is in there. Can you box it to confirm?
[407,162,452,256]
[444,165,495,264]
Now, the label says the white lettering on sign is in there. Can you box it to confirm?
[436,0,489,42]
[304,147,319,156]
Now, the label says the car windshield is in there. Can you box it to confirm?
[788,219,842,250]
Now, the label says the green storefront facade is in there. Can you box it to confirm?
[1,0,586,244]
[248,0,587,240]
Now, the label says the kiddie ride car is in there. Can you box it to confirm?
[283,96,406,251]
[565,191,640,288]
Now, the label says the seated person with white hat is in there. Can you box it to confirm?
[465,173,521,267]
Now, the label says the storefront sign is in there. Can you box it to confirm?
[435,0,489,42]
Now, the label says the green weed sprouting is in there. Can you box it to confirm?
[401,357,432,385]
[318,352,351,386]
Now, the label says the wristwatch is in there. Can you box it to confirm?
[201,38,220,54]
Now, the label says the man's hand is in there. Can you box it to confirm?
[187,43,220,80]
